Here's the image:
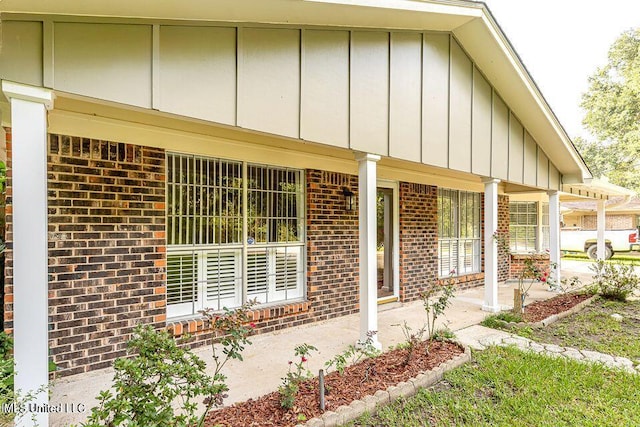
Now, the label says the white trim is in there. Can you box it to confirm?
[2,80,55,109]
[376,179,399,302]
[482,178,500,312]
[548,191,561,285]
[357,153,382,349]
[4,82,53,427]
[596,199,606,260]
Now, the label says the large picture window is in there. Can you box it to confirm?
[166,153,305,318]
[437,189,481,277]
[509,202,538,253]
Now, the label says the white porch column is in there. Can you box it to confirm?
[2,81,53,427]
[596,199,606,260]
[482,178,500,313]
[548,191,561,287]
[356,153,382,349]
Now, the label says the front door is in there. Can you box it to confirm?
[376,184,398,302]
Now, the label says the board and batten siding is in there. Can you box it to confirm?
[0,19,561,191]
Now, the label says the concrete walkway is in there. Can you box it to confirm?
[50,260,596,426]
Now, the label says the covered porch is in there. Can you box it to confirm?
[49,260,594,426]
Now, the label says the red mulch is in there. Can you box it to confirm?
[522,292,592,323]
[205,340,463,427]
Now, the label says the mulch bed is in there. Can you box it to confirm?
[205,340,464,427]
[522,292,593,323]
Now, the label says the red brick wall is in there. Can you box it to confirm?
[510,253,550,280]
[498,195,511,282]
[2,128,12,332]
[582,214,635,230]
[398,183,438,302]
[5,133,167,377]
[306,170,360,320]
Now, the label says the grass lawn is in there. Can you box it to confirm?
[347,346,640,427]
[488,298,640,362]
[562,252,640,264]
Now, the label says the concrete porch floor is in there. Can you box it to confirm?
[50,260,594,426]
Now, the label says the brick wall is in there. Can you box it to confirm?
[2,128,12,333]
[306,170,360,320]
[5,133,167,377]
[582,214,635,230]
[498,194,511,281]
[510,253,550,280]
[398,183,438,302]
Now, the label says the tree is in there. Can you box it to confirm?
[580,28,640,191]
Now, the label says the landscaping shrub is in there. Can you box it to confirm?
[80,325,220,427]
[588,259,640,301]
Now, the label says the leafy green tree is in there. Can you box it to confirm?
[580,28,640,191]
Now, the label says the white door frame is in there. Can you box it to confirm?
[377,179,399,302]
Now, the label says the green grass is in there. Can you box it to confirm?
[480,312,523,329]
[562,252,640,264]
[508,299,640,361]
[347,346,640,427]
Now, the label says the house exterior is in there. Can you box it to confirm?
[563,196,640,231]
[0,0,623,424]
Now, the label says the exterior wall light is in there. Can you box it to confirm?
[342,187,355,212]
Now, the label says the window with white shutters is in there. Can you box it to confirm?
[166,153,305,318]
[437,189,481,277]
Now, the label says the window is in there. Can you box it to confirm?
[437,189,481,277]
[166,153,305,318]
[541,202,550,252]
[509,202,538,252]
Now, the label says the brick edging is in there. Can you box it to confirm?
[298,345,472,427]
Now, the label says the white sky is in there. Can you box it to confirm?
[482,0,640,139]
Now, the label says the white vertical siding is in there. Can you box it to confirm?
[448,39,472,173]
[238,28,300,138]
[0,21,43,86]
[471,67,492,177]
[159,26,237,125]
[508,114,524,183]
[537,149,550,189]
[422,33,450,168]
[549,162,561,190]
[491,94,509,180]
[350,31,389,155]
[523,131,537,186]
[3,19,568,191]
[300,30,350,148]
[389,32,422,161]
[54,23,153,108]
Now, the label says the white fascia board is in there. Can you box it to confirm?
[303,0,482,17]
[1,0,480,30]
[453,13,590,179]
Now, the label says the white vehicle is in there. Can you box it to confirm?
[560,228,639,259]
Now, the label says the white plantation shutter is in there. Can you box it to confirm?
[167,252,197,317]
[272,247,303,300]
[204,250,242,310]
[247,250,269,302]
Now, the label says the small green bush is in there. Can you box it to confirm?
[588,259,640,301]
[80,325,220,427]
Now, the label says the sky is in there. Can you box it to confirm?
[482,0,640,140]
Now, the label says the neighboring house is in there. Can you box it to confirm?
[563,196,640,231]
[0,1,627,424]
